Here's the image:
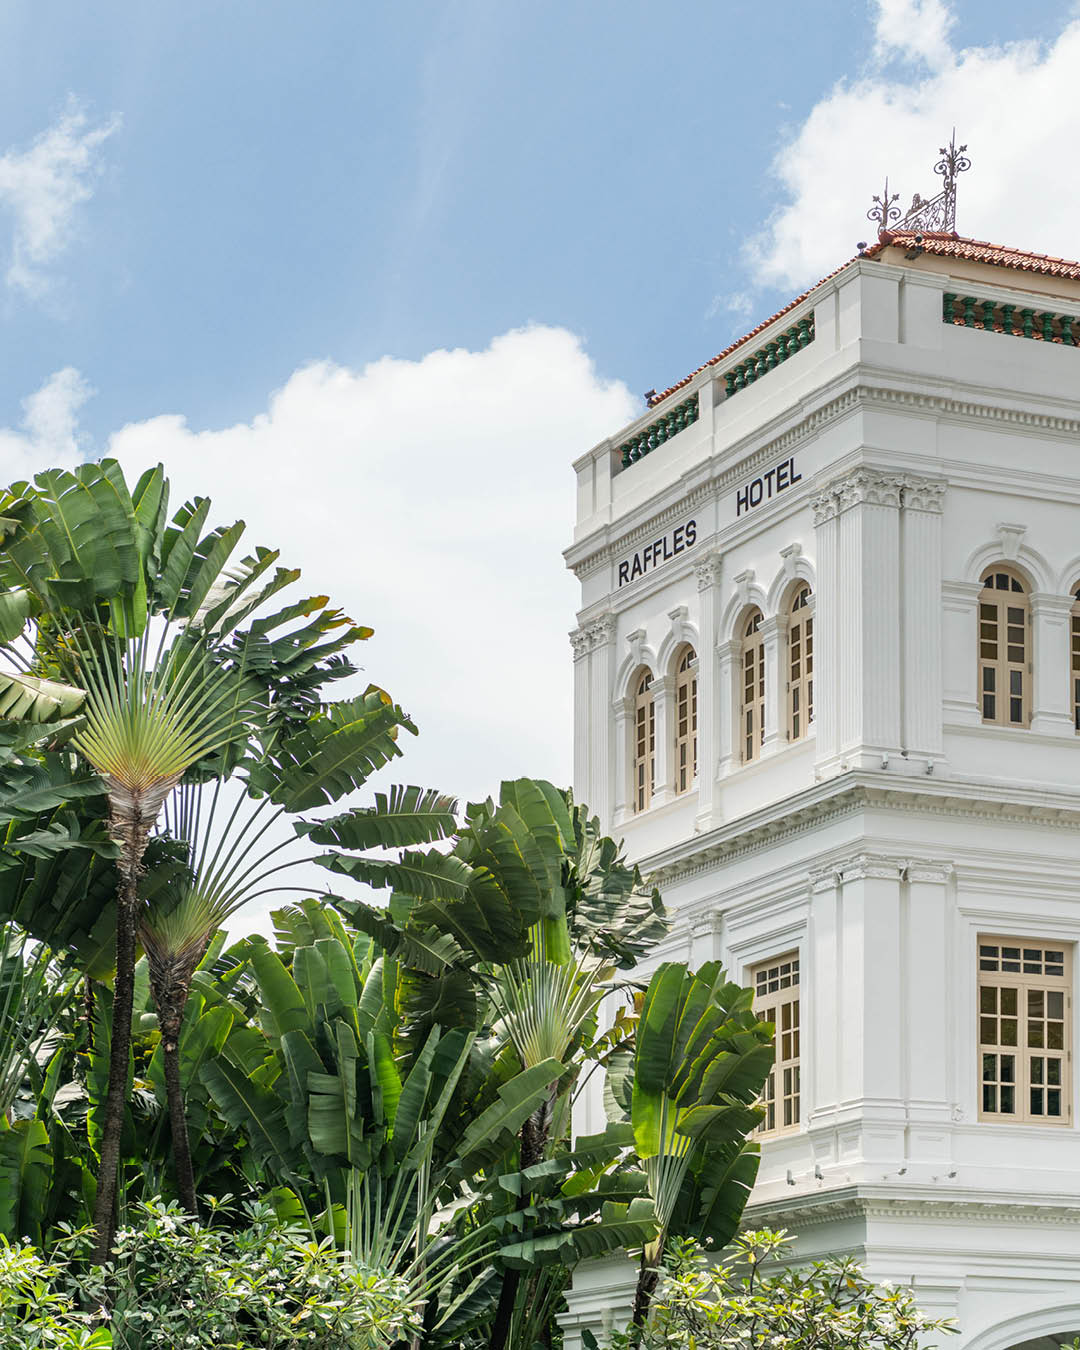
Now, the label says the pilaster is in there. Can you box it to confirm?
[812,488,841,772]
[651,673,677,807]
[611,697,632,827]
[1030,592,1074,736]
[589,613,617,825]
[807,864,841,1126]
[695,551,723,827]
[941,581,982,726]
[813,467,904,772]
[760,614,788,754]
[903,860,953,1159]
[570,625,591,805]
[900,476,946,762]
[716,636,742,779]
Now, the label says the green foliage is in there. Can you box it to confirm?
[2,1200,422,1349]
[597,1230,958,1350]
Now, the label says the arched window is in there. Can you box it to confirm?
[788,586,813,741]
[1072,586,1080,732]
[979,567,1029,727]
[741,611,765,763]
[632,669,655,812]
[674,646,698,794]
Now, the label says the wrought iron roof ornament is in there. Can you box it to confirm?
[864,132,972,243]
[867,179,901,232]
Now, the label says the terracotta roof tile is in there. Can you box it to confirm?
[867,230,1080,279]
[646,232,1080,411]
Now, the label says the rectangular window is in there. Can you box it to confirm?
[978,937,1071,1125]
[753,954,801,1137]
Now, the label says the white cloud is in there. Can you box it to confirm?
[0,367,93,478]
[873,0,955,70]
[747,6,1080,293]
[101,326,635,807]
[0,97,120,297]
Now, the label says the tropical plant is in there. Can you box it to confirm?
[0,460,368,1258]
[138,692,432,1217]
[593,1229,958,1350]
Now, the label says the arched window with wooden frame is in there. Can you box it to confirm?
[673,645,698,795]
[632,668,655,813]
[741,610,765,763]
[978,566,1030,727]
[787,585,813,741]
[1071,586,1080,733]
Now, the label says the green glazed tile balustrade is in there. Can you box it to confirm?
[723,316,815,399]
[943,292,1076,347]
[619,394,700,468]
[617,312,816,471]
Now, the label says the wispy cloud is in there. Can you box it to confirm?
[0,97,120,299]
[0,367,94,475]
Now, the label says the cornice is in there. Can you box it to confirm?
[745,1184,1080,1231]
[641,770,1080,885]
[566,381,1080,580]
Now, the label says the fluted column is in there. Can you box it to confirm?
[813,468,903,771]
[695,552,723,827]
[590,614,617,825]
[811,486,840,773]
[942,580,982,725]
[570,625,591,804]
[899,477,946,762]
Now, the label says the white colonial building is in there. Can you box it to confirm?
[563,219,1080,1348]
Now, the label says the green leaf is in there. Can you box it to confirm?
[0,1118,52,1244]
[456,1058,564,1173]
[302,785,459,850]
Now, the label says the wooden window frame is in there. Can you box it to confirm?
[741,610,765,764]
[787,585,813,742]
[1071,586,1080,733]
[752,953,801,1138]
[673,646,698,795]
[978,566,1031,728]
[632,669,655,813]
[977,935,1072,1126]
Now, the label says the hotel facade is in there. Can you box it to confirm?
[563,222,1080,1348]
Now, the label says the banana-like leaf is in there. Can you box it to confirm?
[0,671,85,723]
[496,1195,657,1270]
[301,785,459,850]
[200,1059,294,1177]
[455,1057,564,1173]
[0,1118,52,1243]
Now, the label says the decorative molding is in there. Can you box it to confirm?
[904,859,954,884]
[569,613,617,660]
[567,382,1080,580]
[745,1184,1080,1232]
[642,772,1080,887]
[836,852,906,883]
[900,475,947,513]
[997,521,1027,561]
[695,550,723,591]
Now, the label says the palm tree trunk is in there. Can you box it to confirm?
[161,1015,197,1215]
[91,781,172,1265]
[146,946,206,1217]
[91,849,140,1264]
[488,1097,553,1350]
[629,1242,661,1340]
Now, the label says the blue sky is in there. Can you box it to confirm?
[1,0,1079,841]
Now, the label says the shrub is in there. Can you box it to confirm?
[594,1229,958,1350]
[4,1200,422,1350]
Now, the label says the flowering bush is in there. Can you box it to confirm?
[593,1229,958,1350]
[0,1238,111,1348]
[3,1201,422,1350]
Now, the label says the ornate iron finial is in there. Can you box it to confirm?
[867,179,901,233]
[897,131,971,235]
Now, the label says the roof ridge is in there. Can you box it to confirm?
[646,233,1080,411]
